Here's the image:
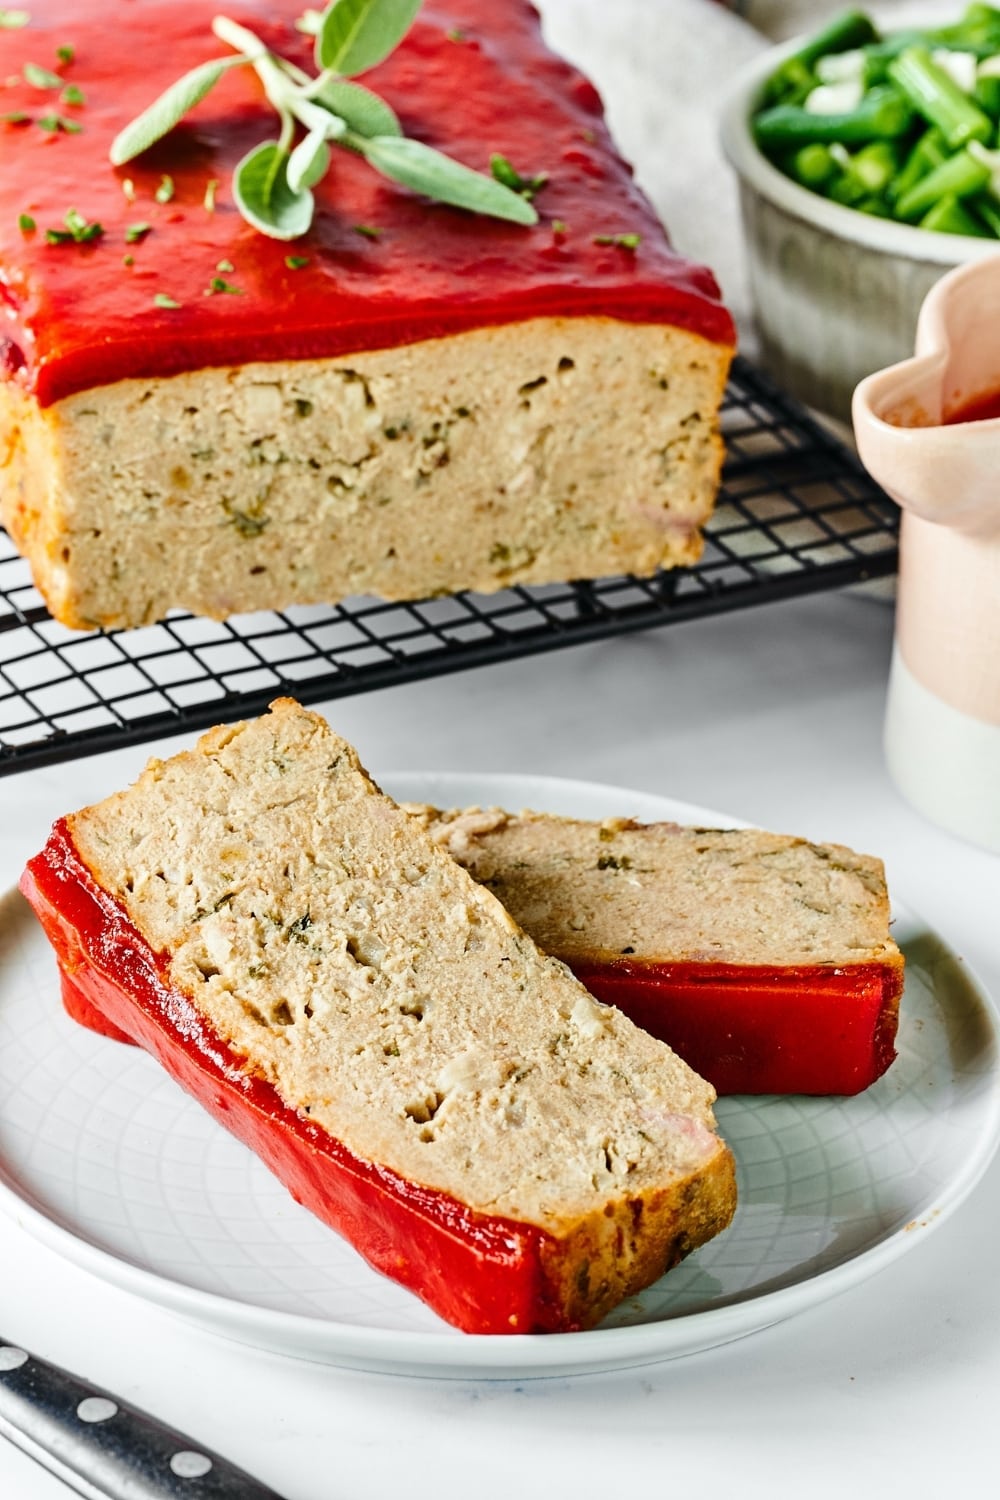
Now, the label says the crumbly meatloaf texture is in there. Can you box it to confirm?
[65,700,736,1323]
[0,317,729,631]
[407,806,904,971]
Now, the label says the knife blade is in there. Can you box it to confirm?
[0,1339,290,1499]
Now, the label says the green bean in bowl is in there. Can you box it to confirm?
[753,4,1000,238]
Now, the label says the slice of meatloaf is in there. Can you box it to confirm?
[409,805,905,1096]
[21,700,737,1333]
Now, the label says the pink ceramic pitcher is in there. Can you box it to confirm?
[853,256,1000,853]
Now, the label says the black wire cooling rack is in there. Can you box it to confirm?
[0,357,899,775]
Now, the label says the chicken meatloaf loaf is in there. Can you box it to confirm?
[409,806,906,1095]
[21,701,737,1334]
[0,0,735,631]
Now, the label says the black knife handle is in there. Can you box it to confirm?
[0,1340,290,1499]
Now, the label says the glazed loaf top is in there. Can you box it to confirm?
[65,700,729,1232]
[410,806,905,971]
[0,0,734,406]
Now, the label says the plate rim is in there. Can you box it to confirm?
[2,770,999,1378]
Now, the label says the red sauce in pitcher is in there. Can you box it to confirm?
[945,388,1000,424]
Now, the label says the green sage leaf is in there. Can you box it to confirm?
[357,134,538,224]
[315,0,421,78]
[232,140,314,239]
[313,77,400,138]
[109,54,247,165]
[287,128,331,192]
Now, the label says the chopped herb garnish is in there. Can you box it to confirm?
[285,254,310,269]
[447,27,467,41]
[294,7,323,33]
[224,501,269,535]
[60,83,85,106]
[593,232,641,250]
[2,111,31,125]
[490,154,547,200]
[551,219,567,234]
[216,257,234,272]
[65,207,100,239]
[55,43,74,63]
[353,223,382,239]
[125,221,151,242]
[203,178,219,212]
[18,212,35,232]
[37,113,81,132]
[121,179,136,203]
[122,253,134,266]
[108,3,539,240]
[153,292,181,308]
[154,174,174,203]
[24,62,62,89]
[597,853,632,871]
[45,208,103,243]
[205,276,242,295]
[0,11,31,28]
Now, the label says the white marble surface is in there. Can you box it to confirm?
[1,588,999,1499]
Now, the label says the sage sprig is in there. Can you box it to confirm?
[108,0,537,240]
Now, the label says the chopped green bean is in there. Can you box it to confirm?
[754,85,914,151]
[974,70,1000,117]
[889,45,993,146]
[969,190,1000,231]
[855,195,894,217]
[895,146,990,217]
[829,170,871,206]
[861,30,937,88]
[889,128,949,201]
[763,9,880,105]
[919,191,993,232]
[933,5,1000,53]
[849,139,903,191]
[787,143,841,190]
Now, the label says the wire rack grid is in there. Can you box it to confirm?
[0,356,899,775]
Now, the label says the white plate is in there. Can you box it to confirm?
[1,773,998,1380]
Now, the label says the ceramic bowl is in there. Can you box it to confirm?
[853,257,1000,852]
[719,40,1000,421]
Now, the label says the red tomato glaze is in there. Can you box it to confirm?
[0,0,734,407]
[21,820,574,1335]
[571,958,902,1096]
